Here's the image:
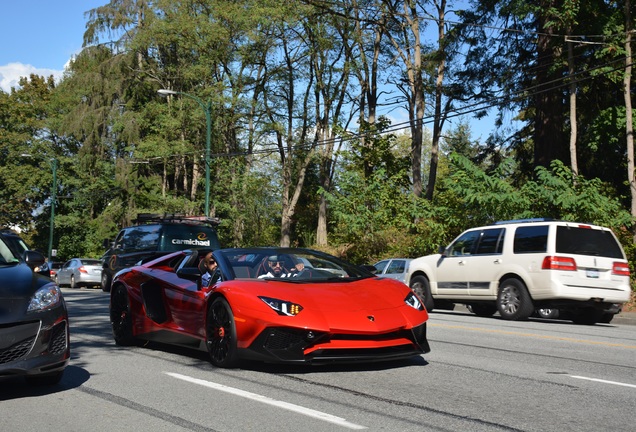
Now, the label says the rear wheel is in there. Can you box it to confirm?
[206,298,238,368]
[70,275,77,289]
[497,278,534,321]
[535,308,559,319]
[410,275,434,312]
[110,285,137,346]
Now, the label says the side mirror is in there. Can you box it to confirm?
[102,239,112,249]
[24,250,46,271]
[438,245,447,256]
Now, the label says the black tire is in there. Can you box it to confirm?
[535,308,559,319]
[25,370,64,386]
[470,303,498,317]
[101,271,112,292]
[110,285,137,346]
[497,278,534,320]
[206,297,238,368]
[70,275,77,289]
[410,275,434,312]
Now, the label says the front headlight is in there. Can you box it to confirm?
[28,283,62,312]
[259,296,303,316]
[405,291,424,311]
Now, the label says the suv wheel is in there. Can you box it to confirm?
[101,271,112,292]
[410,275,434,312]
[497,278,534,320]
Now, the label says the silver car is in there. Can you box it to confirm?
[373,258,411,284]
[56,258,102,288]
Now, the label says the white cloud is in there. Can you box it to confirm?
[0,62,63,93]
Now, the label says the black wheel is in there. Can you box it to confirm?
[70,275,77,289]
[206,297,238,368]
[469,303,498,317]
[497,278,534,320]
[25,370,64,386]
[535,308,559,319]
[101,271,112,292]
[410,275,434,312]
[110,285,137,346]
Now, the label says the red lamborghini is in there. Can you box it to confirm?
[109,247,430,368]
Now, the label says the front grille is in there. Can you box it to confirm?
[0,336,36,364]
[48,321,68,355]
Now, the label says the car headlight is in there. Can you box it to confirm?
[259,296,303,316]
[28,283,62,312]
[405,292,424,311]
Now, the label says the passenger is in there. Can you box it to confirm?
[258,255,304,279]
[200,252,220,287]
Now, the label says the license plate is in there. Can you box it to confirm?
[586,269,599,278]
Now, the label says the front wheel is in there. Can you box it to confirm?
[535,308,559,319]
[101,271,112,292]
[497,278,534,321]
[410,275,434,312]
[206,298,238,368]
[110,285,137,346]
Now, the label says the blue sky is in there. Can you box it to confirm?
[0,0,104,92]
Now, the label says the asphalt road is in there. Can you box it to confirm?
[1,288,635,432]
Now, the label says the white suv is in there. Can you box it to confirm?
[406,219,631,324]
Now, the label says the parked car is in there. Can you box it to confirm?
[101,213,221,292]
[406,219,631,324]
[373,258,412,283]
[56,258,103,288]
[110,247,430,367]
[47,261,63,280]
[0,234,70,385]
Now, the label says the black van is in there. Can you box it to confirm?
[100,214,221,291]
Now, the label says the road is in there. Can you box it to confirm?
[1,288,635,432]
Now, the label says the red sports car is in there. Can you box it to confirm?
[109,247,430,367]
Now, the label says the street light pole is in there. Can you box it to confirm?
[21,154,57,260]
[158,89,212,217]
[48,158,57,261]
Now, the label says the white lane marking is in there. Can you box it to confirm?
[570,375,636,389]
[165,372,367,430]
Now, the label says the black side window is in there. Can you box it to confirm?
[474,228,505,255]
[447,231,480,256]
[514,225,549,253]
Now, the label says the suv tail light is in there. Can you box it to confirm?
[612,262,630,276]
[542,256,577,271]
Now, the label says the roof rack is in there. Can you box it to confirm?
[133,213,221,227]
[493,218,555,225]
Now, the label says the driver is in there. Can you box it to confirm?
[258,255,304,279]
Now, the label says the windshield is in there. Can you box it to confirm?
[217,248,374,282]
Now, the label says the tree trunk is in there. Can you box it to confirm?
[568,34,578,177]
[624,0,636,242]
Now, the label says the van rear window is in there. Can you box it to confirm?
[555,226,624,258]
[161,225,220,252]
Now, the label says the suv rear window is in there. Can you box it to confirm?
[514,225,548,253]
[555,226,624,258]
[160,224,221,252]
